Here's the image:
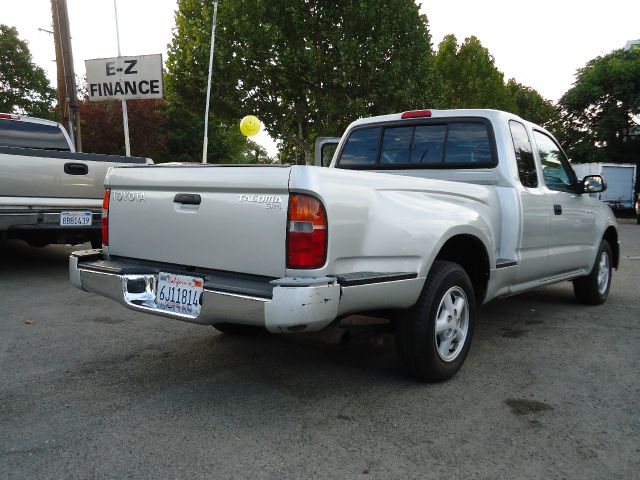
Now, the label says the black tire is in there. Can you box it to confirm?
[212,323,267,336]
[396,260,476,382]
[573,240,612,305]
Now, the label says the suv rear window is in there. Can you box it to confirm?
[337,120,495,169]
[0,119,71,151]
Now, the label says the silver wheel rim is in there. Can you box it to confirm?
[597,251,610,295]
[434,286,469,362]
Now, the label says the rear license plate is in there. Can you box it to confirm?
[156,272,204,317]
[60,211,92,226]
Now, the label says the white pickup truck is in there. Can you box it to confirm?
[0,114,151,247]
[70,109,619,381]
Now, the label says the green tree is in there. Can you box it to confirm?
[505,79,560,128]
[228,0,438,163]
[434,35,513,111]
[559,48,640,165]
[165,0,438,164]
[0,24,56,118]
[233,140,275,164]
[165,0,249,163]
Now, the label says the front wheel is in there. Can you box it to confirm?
[396,260,476,382]
[573,240,612,305]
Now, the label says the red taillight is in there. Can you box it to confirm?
[401,109,432,119]
[101,188,110,246]
[0,113,20,120]
[287,194,327,269]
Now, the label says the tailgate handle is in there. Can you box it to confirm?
[64,162,88,175]
[174,193,201,205]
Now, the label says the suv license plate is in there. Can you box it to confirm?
[60,211,92,226]
[156,272,204,317]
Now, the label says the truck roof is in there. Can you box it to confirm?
[0,113,62,127]
[349,108,528,129]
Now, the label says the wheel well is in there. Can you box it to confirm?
[434,234,490,304]
[603,227,619,269]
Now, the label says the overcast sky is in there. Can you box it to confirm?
[3,0,639,156]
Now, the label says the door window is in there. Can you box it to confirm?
[533,131,576,192]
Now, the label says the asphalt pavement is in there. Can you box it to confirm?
[1,223,639,479]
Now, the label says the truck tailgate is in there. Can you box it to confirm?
[106,165,291,278]
[0,147,149,201]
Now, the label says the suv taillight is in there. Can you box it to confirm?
[101,188,110,246]
[287,194,327,269]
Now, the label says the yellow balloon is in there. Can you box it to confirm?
[240,115,261,137]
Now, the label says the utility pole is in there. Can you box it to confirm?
[51,0,82,151]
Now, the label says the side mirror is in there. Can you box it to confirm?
[582,175,607,194]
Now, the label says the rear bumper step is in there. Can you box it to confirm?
[75,254,276,299]
[69,251,421,333]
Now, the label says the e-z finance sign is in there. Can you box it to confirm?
[85,54,163,101]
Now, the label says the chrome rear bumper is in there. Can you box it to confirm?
[69,253,341,333]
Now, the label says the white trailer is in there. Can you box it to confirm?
[572,163,637,208]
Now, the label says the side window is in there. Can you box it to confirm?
[339,127,381,165]
[509,120,538,188]
[533,131,576,192]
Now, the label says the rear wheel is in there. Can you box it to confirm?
[573,240,612,305]
[212,323,267,336]
[396,260,476,382]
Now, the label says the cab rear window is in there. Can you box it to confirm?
[337,119,496,169]
[0,119,71,151]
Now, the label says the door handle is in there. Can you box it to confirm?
[553,204,562,215]
[64,162,88,175]
[174,193,201,205]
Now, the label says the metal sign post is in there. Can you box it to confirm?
[202,0,219,164]
[113,0,130,156]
